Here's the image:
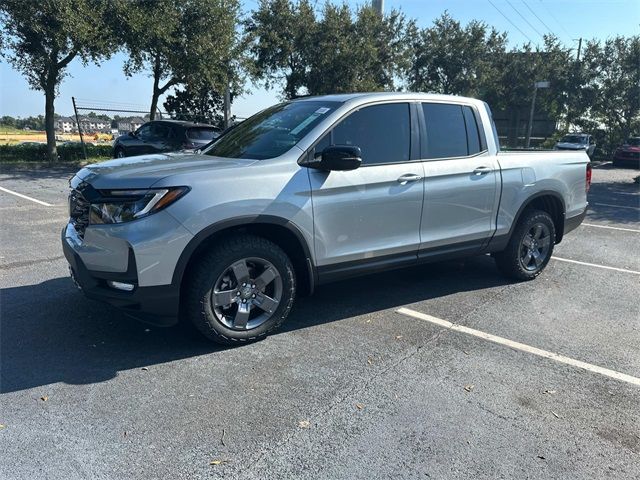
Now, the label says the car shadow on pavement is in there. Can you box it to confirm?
[0,256,511,394]
[0,163,80,181]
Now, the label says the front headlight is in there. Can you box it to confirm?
[89,187,189,224]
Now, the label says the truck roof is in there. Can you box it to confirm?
[293,92,485,107]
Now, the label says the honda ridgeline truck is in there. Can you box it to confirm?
[63,93,590,344]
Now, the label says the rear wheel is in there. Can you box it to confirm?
[114,147,125,159]
[494,209,555,280]
[185,234,295,345]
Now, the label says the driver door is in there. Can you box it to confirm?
[308,102,424,279]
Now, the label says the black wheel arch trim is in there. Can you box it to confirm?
[486,190,567,252]
[172,215,316,293]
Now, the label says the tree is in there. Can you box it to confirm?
[245,0,316,99]
[0,0,114,161]
[163,81,233,128]
[407,13,507,97]
[115,0,240,120]
[306,4,412,95]
[578,36,640,155]
[246,1,413,98]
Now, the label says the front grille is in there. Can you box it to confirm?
[69,187,90,238]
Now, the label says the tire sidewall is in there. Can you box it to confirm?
[514,211,556,279]
[190,237,295,343]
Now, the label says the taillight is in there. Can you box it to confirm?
[586,163,592,193]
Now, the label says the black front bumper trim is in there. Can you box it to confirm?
[62,229,180,326]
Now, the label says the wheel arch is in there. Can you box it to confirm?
[173,215,316,301]
[509,190,566,244]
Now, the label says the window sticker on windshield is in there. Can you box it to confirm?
[315,107,330,114]
[290,112,322,135]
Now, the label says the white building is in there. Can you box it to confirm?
[55,117,76,133]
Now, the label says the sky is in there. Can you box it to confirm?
[1,0,638,119]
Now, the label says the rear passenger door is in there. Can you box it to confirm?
[418,102,499,255]
[308,102,424,273]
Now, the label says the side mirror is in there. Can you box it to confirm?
[304,145,362,171]
[128,131,136,137]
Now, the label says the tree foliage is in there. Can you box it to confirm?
[245,0,412,98]
[0,0,115,160]
[114,0,241,119]
[163,81,235,128]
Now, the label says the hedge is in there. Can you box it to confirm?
[0,143,113,162]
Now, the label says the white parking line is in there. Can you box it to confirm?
[551,256,640,275]
[592,202,640,211]
[396,307,640,386]
[0,186,53,207]
[582,223,640,233]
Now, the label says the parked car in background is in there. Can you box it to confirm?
[63,93,590,345]
[112,120,219,158]
[555,133,596,157]
[613,137,640,168]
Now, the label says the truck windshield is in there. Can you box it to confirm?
[561,135,587,144]
[203,101,340,159]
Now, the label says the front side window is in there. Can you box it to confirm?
[136,124,152,140]
[204,101,340,159]
[331,103,410,165]
[422,103,468,159]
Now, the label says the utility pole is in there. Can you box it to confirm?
[576,37,583,62]
[372,0,384,14]
[526,81,550,148]
[224,81,231,129]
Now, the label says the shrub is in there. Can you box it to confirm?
[0,143,112,162]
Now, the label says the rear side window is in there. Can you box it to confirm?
[332,103,410,165]
[187,127,219,141]
[422,103,468,159]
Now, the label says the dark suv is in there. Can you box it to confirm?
[112,120,219,158]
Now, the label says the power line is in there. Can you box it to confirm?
[537,0,572,40]
[522,0,554,36]
[505,0,545,41]
[487,0,534,44]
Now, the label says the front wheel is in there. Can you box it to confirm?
[185,234,296,345]
[114,147,125,158]
[494,209,555,280]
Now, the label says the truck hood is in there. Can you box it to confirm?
[75,152,258,189]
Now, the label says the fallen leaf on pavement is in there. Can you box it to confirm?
[537,455,546,460]
[0,424,6,429]
[209,460,229,466]
[40,396,48,402]
[141,367,149,371]
[355,403,365,410]
[463,385,474,393]
[367,357,374,365]
[551,411,560,419]
[298,420,310,429]
[395,335,403,340]
[543,389,557,395]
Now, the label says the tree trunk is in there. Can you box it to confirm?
[44,83,57,162]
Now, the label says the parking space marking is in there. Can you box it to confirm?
[592,202,640,211]
[551,256,640,275]
[396,307,640,386]
[582,223,640,233]
[0,186,53,207]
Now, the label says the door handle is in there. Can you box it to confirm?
[473,166,493,175]
[397,173,422,185]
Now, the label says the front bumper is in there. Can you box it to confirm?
[62,227,180,326]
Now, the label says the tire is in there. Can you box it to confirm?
[185,234,296,345]
[114,147,125,159]
[494,209,556,281]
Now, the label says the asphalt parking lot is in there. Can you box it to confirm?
[1,162,639,479]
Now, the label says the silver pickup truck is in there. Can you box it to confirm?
[63,93,590,344]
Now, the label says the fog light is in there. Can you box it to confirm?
[107,280,135,291]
